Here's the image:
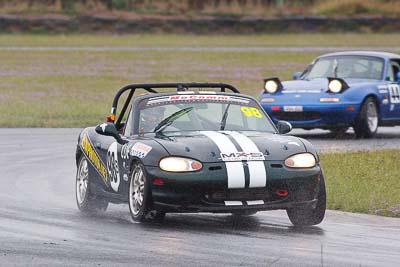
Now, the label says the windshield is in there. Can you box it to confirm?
[302,55,384,80]
[137,94,276,133]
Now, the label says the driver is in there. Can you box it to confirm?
[140,107,165,132]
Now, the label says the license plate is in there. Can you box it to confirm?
[284,106,303,112]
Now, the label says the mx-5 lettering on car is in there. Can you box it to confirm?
[201,131,245,189]
[227,131,267,188]
[201,131,267,189]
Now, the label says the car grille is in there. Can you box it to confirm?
[208,188,271,201]
[273,111,320,121]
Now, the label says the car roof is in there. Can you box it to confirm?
[318,51,400,60]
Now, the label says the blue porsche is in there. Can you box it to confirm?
[259,51,400,138]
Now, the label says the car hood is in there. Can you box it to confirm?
[281,78,380,92]
[149,131,308,163]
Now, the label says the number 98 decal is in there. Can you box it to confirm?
[107,142,121,192]
[240,107,263,118]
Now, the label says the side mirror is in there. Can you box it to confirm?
[276,121,292,134]
[292,72,302,80]
[95,122,122,142]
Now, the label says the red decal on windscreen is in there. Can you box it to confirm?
[169,95,230,101]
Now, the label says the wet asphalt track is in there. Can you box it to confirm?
[0,128,400,266]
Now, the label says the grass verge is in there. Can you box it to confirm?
[2,33,400,47]
[321,150,400,217]
[2,33,400,128]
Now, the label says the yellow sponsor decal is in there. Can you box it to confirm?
[240,107,262,118]
[81,133,108,183]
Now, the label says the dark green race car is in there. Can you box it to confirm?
[75,83,326,225]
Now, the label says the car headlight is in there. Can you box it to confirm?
[159,157,202,172]
[328,79,343,93]
[284,153,316,168]
[264,80,279,94]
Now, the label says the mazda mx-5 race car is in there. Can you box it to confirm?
[259,51,400,138]
[75,83,325,226]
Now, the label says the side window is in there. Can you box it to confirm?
[370,60,384,80]
[123,107,134,137]
[390,60,400,82]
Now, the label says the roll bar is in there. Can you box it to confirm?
[109,83,240,125]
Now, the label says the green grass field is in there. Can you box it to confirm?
[321,150,400,217]
[2,33,400,47]
[2,33,400,127]
[1,49,314,127]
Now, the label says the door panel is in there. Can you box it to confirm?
[388,83,400,118]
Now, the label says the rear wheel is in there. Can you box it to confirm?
[286,174,326,226]
[128,163,165,223]
[76,156,108,214]
[353,97,378,138]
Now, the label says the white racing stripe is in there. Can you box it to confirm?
[201,131,245,189]
[226,131,267,188]
[224,201,243,206]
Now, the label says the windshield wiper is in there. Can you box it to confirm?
[220,103,231,130]
[154,107,193,133]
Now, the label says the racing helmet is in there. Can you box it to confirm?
[140,106,165,132]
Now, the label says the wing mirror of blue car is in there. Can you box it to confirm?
[263,77,283,94]
[95,122,122,143]
[276,121,292,134]
[327,77,349,93]
[292,72,302,80]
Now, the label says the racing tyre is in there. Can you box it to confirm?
[76,156,108,214]
[353,97,378,138]
[286,174,326,226]
[128,163,165,223]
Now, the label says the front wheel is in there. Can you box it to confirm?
[286,174,326,226]
[76,156,108,214]
[128,163,165,223]
[353,97,378,138]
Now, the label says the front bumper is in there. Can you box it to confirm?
[154,199,318,213]
[261,103,360,129]
[145,162,322,213]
